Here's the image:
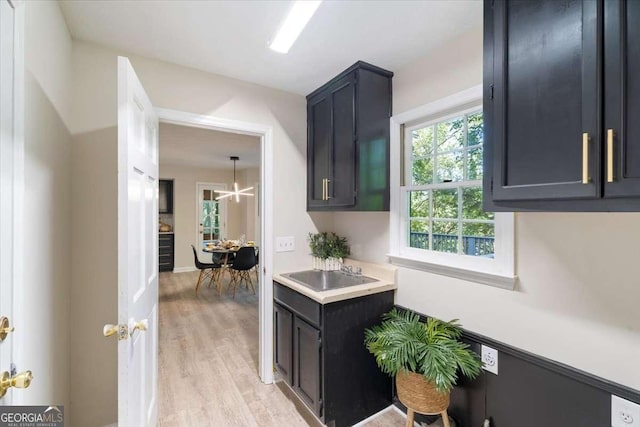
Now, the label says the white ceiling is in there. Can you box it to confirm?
[59,0,482,95]
[159,123,260,170]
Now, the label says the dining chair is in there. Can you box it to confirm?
[228,247,257,298]
[191,245,222,295]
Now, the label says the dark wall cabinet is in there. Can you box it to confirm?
[307,61,393,211]
[158,233,174,272]
[484,0,640,211]
[274,282,393,427]
[159,179,173,214]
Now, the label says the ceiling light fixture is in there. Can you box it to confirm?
[215,156,254,202]
[269,0,322,53]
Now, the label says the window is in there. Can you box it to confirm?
[389,86,515,289]
[405,110,494,257]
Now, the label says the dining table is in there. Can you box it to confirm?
[202,244,258,289]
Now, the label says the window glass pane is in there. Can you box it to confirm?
[409,220,429,249]
[432,221,458,253]
[436,151,464,183]
[462,187,494,220]
[462,223,495,257]
[467,112,483,146]
[437,117,464,152]
[412,127,434,158]
[412,158,433,185]
[467,146,483,181]
[409,190,430,218]
[432,189,458,219]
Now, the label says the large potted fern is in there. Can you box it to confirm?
[364,309,483,427]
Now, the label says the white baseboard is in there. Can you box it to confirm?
[172,266,197,273]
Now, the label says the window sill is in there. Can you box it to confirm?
[387,253,517,290]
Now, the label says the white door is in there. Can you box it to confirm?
[116,56,159,426]
[0,0,24,405]
[196,182,227,250]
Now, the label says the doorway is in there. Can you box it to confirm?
[155,108,274,408]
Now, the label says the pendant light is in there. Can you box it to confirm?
[215,156,254,202]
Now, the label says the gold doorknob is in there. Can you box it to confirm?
[0,317,15,342]
[0,370,33,398]
[103,323,128,340]
[129,319,148,335]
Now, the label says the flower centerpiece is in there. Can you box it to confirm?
[308,232,350,271]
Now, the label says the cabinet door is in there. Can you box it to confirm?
[488,0,600,202]
[604,0,640,197]
[328,75,357,207]
[274,303,293,386]
[307,95,331,208]
[293,316,322,416]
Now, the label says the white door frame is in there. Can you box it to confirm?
[156,108,274,384]
[0,0,24,405]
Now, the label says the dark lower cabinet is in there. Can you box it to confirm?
[484,0,640,211]
[293,316,322,415]
[274,281,394,427]
[158,233,174,272]
[274,303,293,386]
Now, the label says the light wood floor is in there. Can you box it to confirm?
[158,270,407,426]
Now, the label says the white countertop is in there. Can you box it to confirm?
[273,259,397,304]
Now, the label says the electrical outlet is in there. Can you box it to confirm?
[612,395,640,427]
[481,345,498,375]
[275,236,295,252]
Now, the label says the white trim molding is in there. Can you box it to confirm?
[389,86,517,290]
[156,107,275,384]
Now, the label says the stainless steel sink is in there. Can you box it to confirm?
[281,270,377,292]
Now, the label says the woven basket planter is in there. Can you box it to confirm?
[396,370,450,415]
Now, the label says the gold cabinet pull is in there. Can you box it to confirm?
[582,133,590,184]
[607,129,614,183]
[326,179,331,200]
[103,323,128,340]
[322,178,327,201]
[0,370,33,398]
[0,317,15,342]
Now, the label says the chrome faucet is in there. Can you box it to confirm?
[340,265,362,276]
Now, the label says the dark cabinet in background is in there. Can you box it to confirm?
[273,282,393,427]
[158,233,174,272]
[307,61,393,211]
[159,179,173,214]
[484,0,640,211]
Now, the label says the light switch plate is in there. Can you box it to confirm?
[275,236,295,252]
[481,345,498,375]
[612,395,640,427]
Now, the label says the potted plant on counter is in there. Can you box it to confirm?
[364,308,483,427]
[308,232,350,271]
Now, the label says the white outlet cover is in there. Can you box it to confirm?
[612,395,640,427]
[481,345,498,375]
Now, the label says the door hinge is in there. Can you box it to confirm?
[490,84,494,100]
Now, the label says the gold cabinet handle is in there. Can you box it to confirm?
[129,319,148,335]
[326,179,331,200]
[103,323,128,340]
[322,178,327,201]
[0,317,15,342]
[0,370,33,398]
[582,133,590,184]
[607,129,614,183]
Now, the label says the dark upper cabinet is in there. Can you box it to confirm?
[604,0,640,197]
[159,179,173,213]
[484,0,640,211]
[307,61,393,211]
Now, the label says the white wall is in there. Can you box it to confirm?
[69,40,331,425]
[159,163,256,269]
[22,0,71,413]
[329,26,640,391]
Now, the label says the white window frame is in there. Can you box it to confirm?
[388,85,517,289]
